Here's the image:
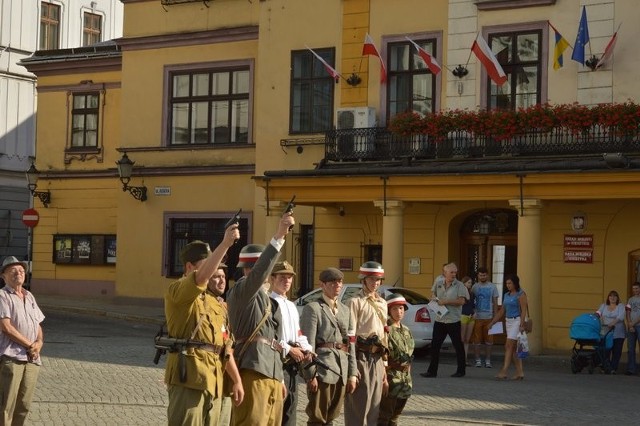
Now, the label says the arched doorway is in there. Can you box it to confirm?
[459,209,518,346]
[459,209,519,297]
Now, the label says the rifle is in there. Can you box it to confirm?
[302,352,341,376]
[224,208,242,242]
[282,196,296,231]
[153,336,208,382]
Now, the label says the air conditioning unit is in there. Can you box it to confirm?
[336,107,376,129]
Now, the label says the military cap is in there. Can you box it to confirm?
[179,241,210,265]
[272,260,296,276]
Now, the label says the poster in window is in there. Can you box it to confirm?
[91,236,104,265]
[105,236,117,264]
[54,236,72,263]
[73,236,92,264]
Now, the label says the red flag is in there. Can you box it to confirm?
[405,36,441,75]
[306,46,340,82]
[363,33,387,83]
[596,24,621,69]
[471,33,508,86]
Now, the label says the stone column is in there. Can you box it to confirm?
[373,200,404,286]
[509,198,542,354]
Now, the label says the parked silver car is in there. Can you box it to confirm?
[294,284,450,349]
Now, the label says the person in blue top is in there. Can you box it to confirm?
[489,274,528,380]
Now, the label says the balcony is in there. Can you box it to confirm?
[325,125,640,162]
[325,104,640,164]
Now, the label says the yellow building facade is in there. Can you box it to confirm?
[22,0,640,353]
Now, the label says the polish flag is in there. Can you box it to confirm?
[306,46,340,82]
[363,33,387,83]
[471,33,508,86]
[405,36,441,75]
[596,23,621,69]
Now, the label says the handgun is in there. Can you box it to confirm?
[283,196,296,231]
[224,208,242,242]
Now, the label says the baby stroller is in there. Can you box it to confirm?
[569,313,613,374]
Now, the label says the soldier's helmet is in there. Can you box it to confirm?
[386,293,409,311]
[358,261,385,280]
[236,244,265,268]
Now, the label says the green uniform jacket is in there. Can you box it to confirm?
[386,323,414,399]
[164,271,225,396]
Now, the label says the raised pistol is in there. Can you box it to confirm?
[224,208,242,242]
[283,196,296,231]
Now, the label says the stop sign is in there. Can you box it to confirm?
[22,208,39,228]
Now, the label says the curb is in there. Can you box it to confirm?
[40,304,165,326]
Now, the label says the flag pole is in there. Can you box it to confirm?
[464,34,476,67]
[547,20,574,50]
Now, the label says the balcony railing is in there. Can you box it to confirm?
[325,126,640,162]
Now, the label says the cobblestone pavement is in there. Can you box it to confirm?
[29,299,638,425]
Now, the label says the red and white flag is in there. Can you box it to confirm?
[405,36,441,75]
[596,23,621,69]
[306,46,340,82]
[363,33,387,83]
[471,33,508,86]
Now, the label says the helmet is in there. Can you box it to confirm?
[358,261,384,280]
[386,293,409,311]
[236,244,265,268]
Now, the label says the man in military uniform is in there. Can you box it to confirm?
[378,294,415,426]
[226,212,294,426]
[300,267,357,426]
[163,224,239,425]
[345,261,389,426]
[206,263,243,426]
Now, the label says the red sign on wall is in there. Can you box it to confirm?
[564,234,593,263]
[564,234,593,249]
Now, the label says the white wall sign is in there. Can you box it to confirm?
[154,187,171,196]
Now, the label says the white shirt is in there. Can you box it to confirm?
[270,291,312,356]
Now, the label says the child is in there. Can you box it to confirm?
[378,294,415,426]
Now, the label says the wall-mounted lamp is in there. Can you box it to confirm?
[25,163,51,208]
[116,152,148,202]
[603,152,629,169]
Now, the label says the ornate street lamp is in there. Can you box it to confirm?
[25,163,51,208]
[116,152,147,202]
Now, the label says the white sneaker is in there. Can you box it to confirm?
[475,359,482,367]
[485,361,492,368]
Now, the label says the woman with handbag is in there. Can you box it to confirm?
[489,274,529,380]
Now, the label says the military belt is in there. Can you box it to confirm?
[316,342,349,352]
[387,361,410,372]
[236,336,283,354]
[196,344,224,355]
[356,342,384,354]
